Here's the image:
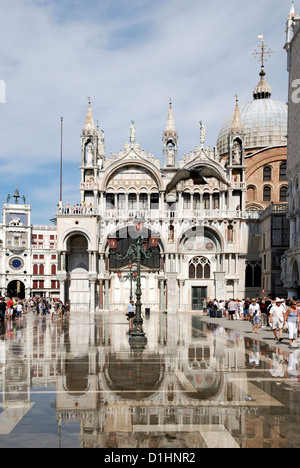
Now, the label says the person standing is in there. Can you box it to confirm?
[219,300,225,318]
[16,301,23,320]
[259,299,268,329]
[50,301,55,321]
[7,297,14,320]
[228,299,237,321]
[243,298,250,321]
[269,298,285,343]
[250,299,261,334]
[284,300,300,348]
[127,301,135,329]
[0,298,6,322]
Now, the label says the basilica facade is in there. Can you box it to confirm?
[0,52,289,309]
[55,63,288,312]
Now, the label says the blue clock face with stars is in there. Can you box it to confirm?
[9,257,24,271]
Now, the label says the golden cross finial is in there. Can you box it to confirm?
[252,34,273,68]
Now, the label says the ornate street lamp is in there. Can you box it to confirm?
[109,215,160,348]
[117,265,137,303]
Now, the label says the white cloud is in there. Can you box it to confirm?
[0,0,292,223]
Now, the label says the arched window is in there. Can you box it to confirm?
[212,193,220,210]
[128,193,137,210]
[279,162,287,181]
[150,193,159,210]
[39,264,45,276]
[51,264,56,275]
[280,186,288,202]
[139,193,148,210]
[263,166,272,181]
[183,193,191,209]
[33,264,38,275]
[117,193,126,210]
[203,193,210,210]
[189,257,211,279]
[245,262,262,288]
[106,193,115,210]
[263,186,271,202]
[193,193,200,210]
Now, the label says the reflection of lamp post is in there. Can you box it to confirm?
[117,265,138,303]
[109,215,160,348]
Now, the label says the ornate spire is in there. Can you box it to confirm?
[290,1,296,17]
[164,99,177,137]
[230,95,243,134]
[252,35,273,100]
[83,97,95,134]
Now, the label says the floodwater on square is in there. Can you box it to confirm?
[0,310,299,448]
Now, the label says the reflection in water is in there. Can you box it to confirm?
[0,311,299,448]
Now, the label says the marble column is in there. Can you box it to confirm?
[104,277,110,311]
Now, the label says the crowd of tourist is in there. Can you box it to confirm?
[0,297,69,322]
[203,297,300,349]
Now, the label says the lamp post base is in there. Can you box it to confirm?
[129,330,148,349]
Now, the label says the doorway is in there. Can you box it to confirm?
[192,287,207,311]
[7,280,25,299]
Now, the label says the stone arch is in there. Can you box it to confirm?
[105,224,165,271]
[67,234,89,274]
[178,224,224,253]
[60,228,92,252]
[101,160,163,192]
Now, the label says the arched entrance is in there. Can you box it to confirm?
[66,234,90,310]
[107,225,163,311]
[7,280,25,299]
[291,260,300,299]
[179,225,225,308]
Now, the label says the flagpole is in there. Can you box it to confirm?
[60,117,63,204]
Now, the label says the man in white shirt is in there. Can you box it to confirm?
[269,298,285,343]
[249,299,261,334]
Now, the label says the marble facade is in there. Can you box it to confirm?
[56,99,262,313]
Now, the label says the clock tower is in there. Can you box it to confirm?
[1,189,31,298]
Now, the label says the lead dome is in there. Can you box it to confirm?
[217,67,287,156]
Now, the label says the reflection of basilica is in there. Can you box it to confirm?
[0,312,296,448]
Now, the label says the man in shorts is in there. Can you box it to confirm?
[6,297,14,320]
[228,299,237,320]
[269,298,285,343]
[249,299,261,334]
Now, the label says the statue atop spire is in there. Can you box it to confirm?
[163,99,178,168]
[130,121,136,144]
[199,121,206,148]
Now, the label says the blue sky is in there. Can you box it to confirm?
[0,0,294,224]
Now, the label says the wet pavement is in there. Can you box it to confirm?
[0,311,299,448]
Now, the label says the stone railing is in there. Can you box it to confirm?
[56,205,262,221]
